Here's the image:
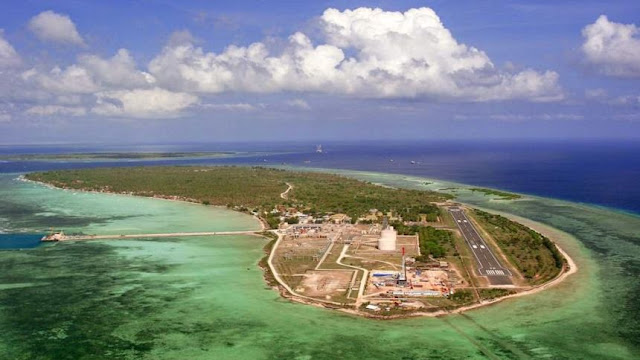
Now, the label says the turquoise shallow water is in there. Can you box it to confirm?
[0,173,260,235]
[0,170,638,359]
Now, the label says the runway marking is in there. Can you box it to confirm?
[448,207,513,285]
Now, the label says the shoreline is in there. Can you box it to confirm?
[19,175,266,232]
[22,174,578,320]
[281,165,640,219]
[266,209,578,320]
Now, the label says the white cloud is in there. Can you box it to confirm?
[582,15,640,77]
[0,109,11,122]
[92,87,198,118]
[22,65,99,94]
[55,95,83,105]
[78,49,155,88]
[28,10,84,45]
[25,105,86,116]
[149,7,562,102]
[0,31,20,68]
[201,103,258,111]
[613,113,640,122]
[286,99,310,110]
[609,95,640,106]
[17,49,190,119]
[167,30,199,47]
[4,7,567,123]
[585,88,607,99]
[455,113,583,121]
[21,49,154,94]
[584,88,640,106]
[379,104,420,112]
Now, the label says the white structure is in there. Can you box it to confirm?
[378,226,397,251]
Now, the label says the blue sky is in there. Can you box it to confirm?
[0,0,639,144]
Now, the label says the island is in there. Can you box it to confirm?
[0,151,248,161]
[469,188,522,200]
[25,166,570,318]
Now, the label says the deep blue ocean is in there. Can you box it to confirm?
[1,139,639,214]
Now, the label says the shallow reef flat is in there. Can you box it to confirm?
[0,170,638,359]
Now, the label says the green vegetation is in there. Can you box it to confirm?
[416,227,454,259]
[288,173,449,220]
[450,290,475,305]
[478,288,516,300]
[471,209,565,285]
[26,166,451,228]
[470,188,521,200]
[393,224,455,259]
[402,205,440,222]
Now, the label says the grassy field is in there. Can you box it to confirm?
[25,166,451,225]
[470,209,565,285]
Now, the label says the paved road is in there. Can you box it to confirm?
[449,207,512,285]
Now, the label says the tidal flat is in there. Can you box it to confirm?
[0,170,638,359]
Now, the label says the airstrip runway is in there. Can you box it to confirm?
[449,207,512,285]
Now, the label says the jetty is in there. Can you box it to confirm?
[42,230,263,242]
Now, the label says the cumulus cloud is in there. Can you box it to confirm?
[25,105,86,116]
[28,10,84,45]
[149,7,562,101]
[13,7,566,122]
[582,15,640,77]
[78,49,155,87]
[167,30,198,47]
[22,65,98,94]
[19,49,187,118]
[92,87,198,118]
[0,31,21,68]
[21,49,154,94]
[286,98,310,110]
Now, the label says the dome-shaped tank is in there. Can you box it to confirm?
[378,226,397,251]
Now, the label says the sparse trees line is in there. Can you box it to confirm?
[472,209,565,284]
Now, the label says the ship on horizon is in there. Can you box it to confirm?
[316,145,323,153]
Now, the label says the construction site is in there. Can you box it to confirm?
[269,217,466,314]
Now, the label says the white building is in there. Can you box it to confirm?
[378,226,397,251]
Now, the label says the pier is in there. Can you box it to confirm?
[42,230,265,242]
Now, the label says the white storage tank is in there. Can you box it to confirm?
[378,226,397,251]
